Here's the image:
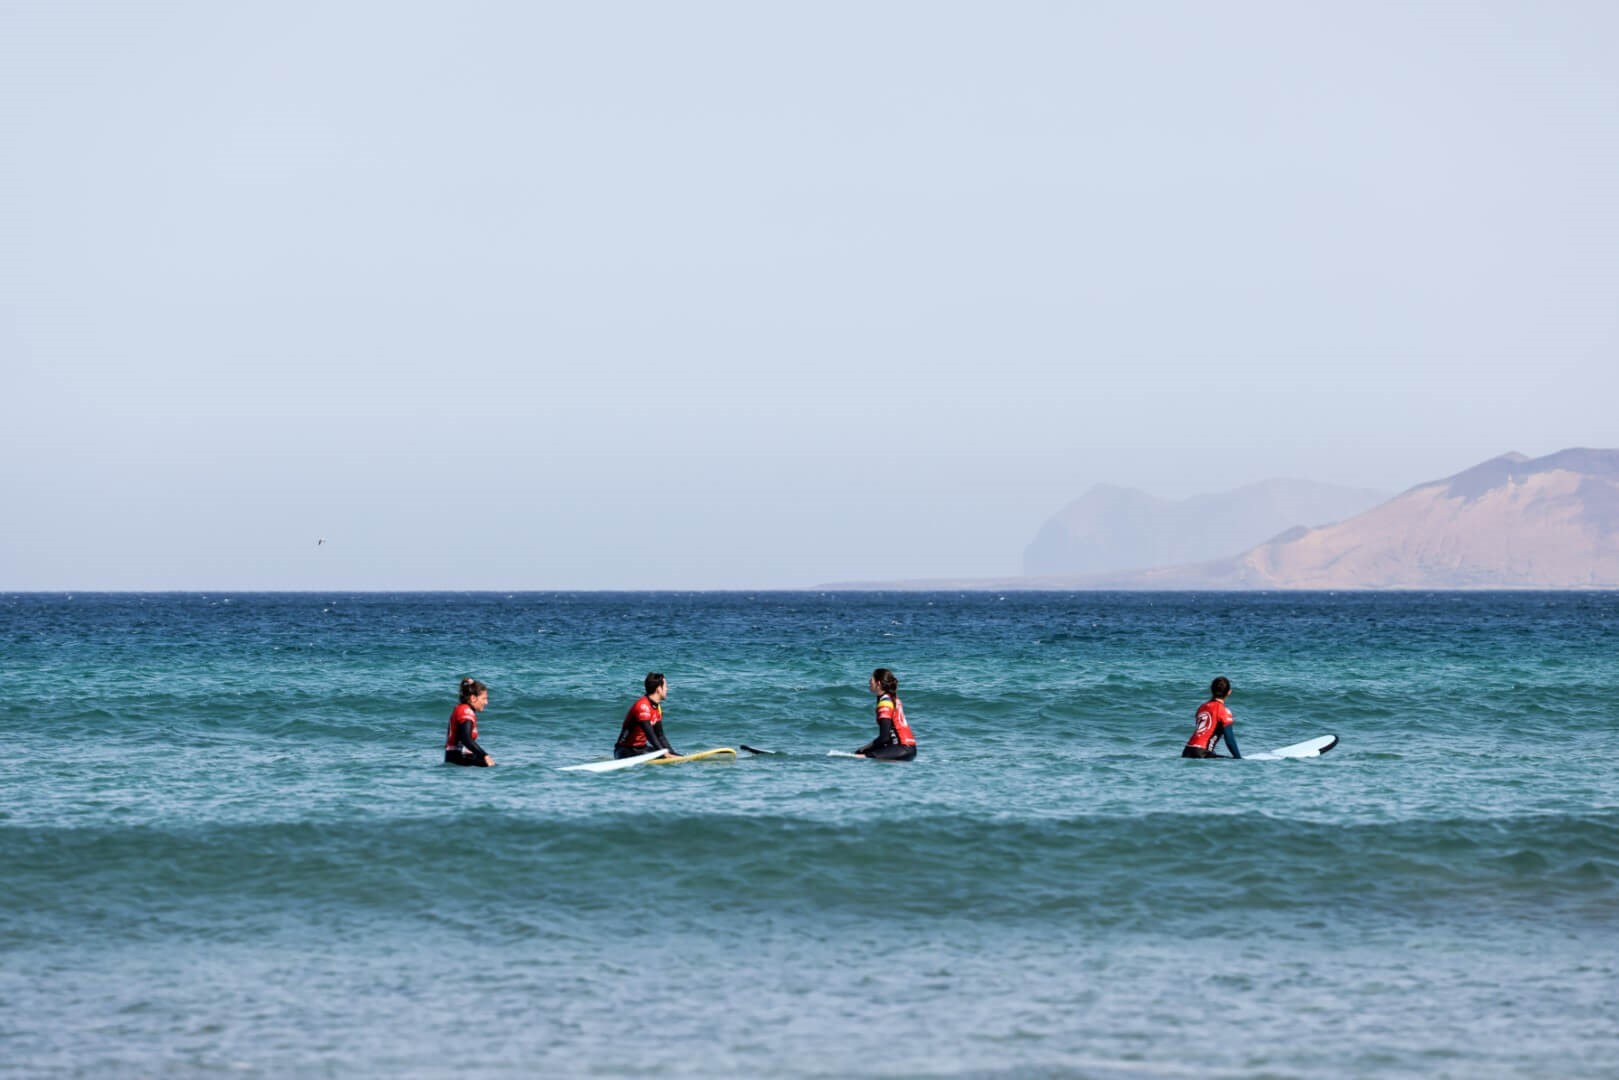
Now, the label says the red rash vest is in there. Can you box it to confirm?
[1185,698,1233,752]
[619,695,662,750]
[877,694,917,747]
[445,702,478,749]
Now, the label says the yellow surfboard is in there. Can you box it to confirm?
[647,747,738,764]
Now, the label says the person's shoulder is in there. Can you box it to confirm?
[453,702,474,719]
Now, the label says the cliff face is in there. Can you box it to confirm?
[1128,449,1619,589]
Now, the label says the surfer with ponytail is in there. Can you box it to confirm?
[1182,676,1239,759]
[444,677,495,766]
[853,667,918,761]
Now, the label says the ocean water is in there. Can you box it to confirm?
[2,591,1617,1078]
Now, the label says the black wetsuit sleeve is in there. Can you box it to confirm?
[650,721,675,755]
[1221,724,1241,759]
[454,719,488,760]
[857,717,896,755]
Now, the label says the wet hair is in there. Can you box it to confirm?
[1210,676,1231,699]
[644,672,666,695]
[459,677,488,705]
[872,667,899,698]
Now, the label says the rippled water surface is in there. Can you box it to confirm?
[3,592,1617,1077]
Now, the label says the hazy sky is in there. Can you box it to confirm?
[4,1,1617,588]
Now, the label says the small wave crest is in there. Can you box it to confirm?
[6,810,1616,945]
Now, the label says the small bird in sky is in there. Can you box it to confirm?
[317,538,326,546]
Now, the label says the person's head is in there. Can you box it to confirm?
[869,667,899,698]
[1209,676,1231,700]
[645,672,667,702]
[460,677,489,708]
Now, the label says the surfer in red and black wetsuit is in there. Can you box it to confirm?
[1183,676,1240,758]
[853,667,918,761]
[445,677,495,766]
[615,672,678,759]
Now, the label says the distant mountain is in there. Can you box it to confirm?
[1108,448,1619,589]
[818,449,1619,591]
[1023,478,1391,576]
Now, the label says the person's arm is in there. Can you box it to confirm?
[1221,722,1241,759]
[856,717,896,756]
[454,719,491,762]
[650,721,676,756]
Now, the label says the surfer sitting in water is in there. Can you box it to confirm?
[1182,676,1240,759]
[853,667,918,761]
[615,672,678,759]
[445,677,496,766]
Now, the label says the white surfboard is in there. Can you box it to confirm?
[558,749,669,773]
[826,750,866,758]
[1247,734,1339,761]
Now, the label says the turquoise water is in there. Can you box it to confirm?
[3,592,1617,1077]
